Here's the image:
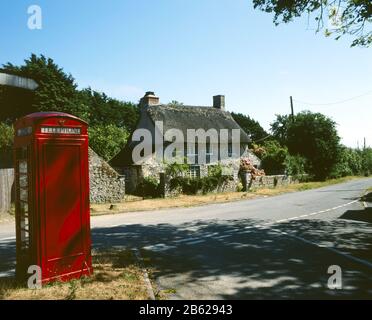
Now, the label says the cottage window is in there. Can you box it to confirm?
[186,142,199,165]
[188,165,200,179]
[206,142,213,164]
[228,143,233,157]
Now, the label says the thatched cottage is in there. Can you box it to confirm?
[110,92,261,193]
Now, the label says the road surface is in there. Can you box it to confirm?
[1,178,371,299]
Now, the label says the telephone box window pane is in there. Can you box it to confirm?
[19,161,28,174]
[19,175,28,188]
[20,202,29,215]
[21,217,29,231]
[20,189,28,202]
[20,229,29,246]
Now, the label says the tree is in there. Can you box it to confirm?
[1,54,82,118]
[271,111,341,180]
[77,88,140,132]
[253,0,372,47]
[88,124,129,161]
[361,147,372,176]
[0,54,141,160]
[231,112,269,144]
[260,140,288,175]
[0,123,14,167]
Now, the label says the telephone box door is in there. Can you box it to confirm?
[37,138,90,281]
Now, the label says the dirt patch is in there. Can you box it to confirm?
[90,192,260,216]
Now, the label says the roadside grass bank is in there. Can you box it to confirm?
[0,249,154,300]
[90,176,368,216]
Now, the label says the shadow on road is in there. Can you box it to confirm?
[1,195,371,299]
[91,218,372,300]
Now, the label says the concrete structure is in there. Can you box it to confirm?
[0,73,38,91]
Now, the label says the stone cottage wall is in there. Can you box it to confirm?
[89,148,125,203]
[241,172,298,191]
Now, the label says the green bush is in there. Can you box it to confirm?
[136,177,161,198]
[260,140,288,175]
[88,125,129,161]
[169,165,232,195]
[285,154,308,177]
[329,146,368,178]
[0,123,14,166]
[271,111,341,180]
[0,123,14,152]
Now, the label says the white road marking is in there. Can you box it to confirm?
[186,240,206,245]
[277,230,372,270]
[174,237,201,243]
[270,199,360,224]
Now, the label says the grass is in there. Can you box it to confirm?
[90,176,366,216]
[0,249,153,300]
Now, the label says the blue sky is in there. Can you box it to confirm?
[1,0,371,147]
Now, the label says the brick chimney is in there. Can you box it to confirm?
[140,91,160,107]
[213,95,225,110]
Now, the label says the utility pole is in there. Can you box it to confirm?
[290,96,294,121]
[364,137,366,150]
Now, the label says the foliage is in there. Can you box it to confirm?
[0,123,14,152]
[251,143,266,158]
[331,146,372,178]
[361,148,372,176]
[76,88,139,132]
[259,140,289,175]
[231,112,269,144]
[164,160,189,177]
[0,54,140,159]
[1,54,79,118]
[330,146,362,178]
[167,101,184,107]
[240,157,266,179]
[284,154,308,177]
[270,111,341,180]
[169,164,232,195]
[0,123,14,167]
[88,125,129,162]
[136,177,161,198]
[253,0,372,47]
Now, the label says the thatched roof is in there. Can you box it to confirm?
[110,104,251,167]
[147,104,250,143]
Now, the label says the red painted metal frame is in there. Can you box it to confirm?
[14,112,93,284]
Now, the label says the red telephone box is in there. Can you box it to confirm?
[14,112,93,284]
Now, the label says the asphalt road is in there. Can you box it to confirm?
[1,178,372,299]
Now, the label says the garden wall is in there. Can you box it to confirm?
[89,148,126,203]
[241,172,298,191]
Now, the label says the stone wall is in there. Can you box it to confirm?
[241,172,298,191]
[89,148,125,203]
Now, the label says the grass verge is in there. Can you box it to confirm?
[0,249,153,300]
[91,176,367,216]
